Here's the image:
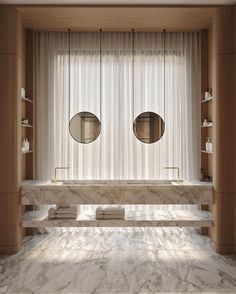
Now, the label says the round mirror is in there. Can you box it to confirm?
[133,111,165,144]
[69,112,101,144]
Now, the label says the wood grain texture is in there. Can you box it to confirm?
[200,30,208,101]
[0,193,22,254]
[234,5,236,54]
[17,6,216,31]
[0,7,23,56]
[208,26,213,90]
[210,6,235,254]
[234,4,236,254]
[211,192,234,254]
[0,54,22,194]
[212,6,234,56]
[212,54,234,194]
[0,6,23,254]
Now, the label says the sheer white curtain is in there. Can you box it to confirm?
[36,31,199,181]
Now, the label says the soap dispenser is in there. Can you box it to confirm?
[25,138,30,151]
[209,140,213,153]
[205,137,210,152]
[21,138,26,152]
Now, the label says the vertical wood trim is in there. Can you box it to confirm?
[233,4,236,254]
[0,6,23,254]
[211,6,235,254]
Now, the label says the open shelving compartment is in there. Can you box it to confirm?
[22,209,212,228]
[21,29,35,181]
[199,29,214,236]
[200,29,213,184]
[21,29,36,235]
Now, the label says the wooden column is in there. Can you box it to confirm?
[234,4,236,255]
[211,6,235,254]
[0,7,23,254]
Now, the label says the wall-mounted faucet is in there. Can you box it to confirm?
[164,166,180,183]
[54,166,69,183]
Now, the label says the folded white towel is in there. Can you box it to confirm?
[48,213,78,219]
[56,204,72,209]
[49,206,79,215]
[96,206,125,216]
[96,214,125,220]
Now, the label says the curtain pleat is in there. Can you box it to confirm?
[36,31,200,184]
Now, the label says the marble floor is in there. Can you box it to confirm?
[1,227,236,293]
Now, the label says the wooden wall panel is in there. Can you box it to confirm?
[212,54,234,194]
[0,54,22,194]
[0,7,23,56]
[0,193,22,254]
[208,26,213,91]
[233,4,236,254]
[211,6,235,254]
[212,7,234,56]
[212,193,234,254]
[0,6,23,254]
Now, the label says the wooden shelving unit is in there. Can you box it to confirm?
[21,97,33,103]
[22,150,34,154]
[21,124,34,128]
[21,29,35,182]
[200,97,213,180]
[201,150,213,154]
[21,29,36,236]
[201,125,213,128]
[21,97,34,180]
[199,30,214,236]
[201,96,213,103]
[200,30,213,184]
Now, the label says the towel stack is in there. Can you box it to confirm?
[96,206,125,220]
[48,205,79,219]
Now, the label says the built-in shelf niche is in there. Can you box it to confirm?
[200,97,213,180]
[199,29,214,236]
[200,30,213,184]
[21,29,35,182]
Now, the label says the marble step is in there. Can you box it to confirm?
[22,209,212,228]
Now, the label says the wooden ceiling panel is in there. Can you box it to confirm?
[17,6,217,31]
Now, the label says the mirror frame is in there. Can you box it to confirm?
[69,111,101,144]
[133,111,165,144]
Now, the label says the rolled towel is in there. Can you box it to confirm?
[49,206,79,215]
[96,206,125,216]
[48,213,78,219]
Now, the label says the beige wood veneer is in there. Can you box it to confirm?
[0,7,23,254]
[17,6,217,31]
[210,6,235,254]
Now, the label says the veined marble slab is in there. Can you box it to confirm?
[21,180,213,205]
[1,227,236,293]
[22,209,212,228]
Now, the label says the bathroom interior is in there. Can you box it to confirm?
[0,1,236,293]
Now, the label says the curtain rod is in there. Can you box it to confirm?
[34,29,201,33]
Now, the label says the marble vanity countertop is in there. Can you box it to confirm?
[22,179,213,187]
[21,180,213,205]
